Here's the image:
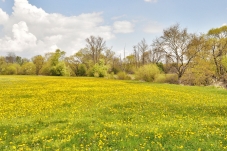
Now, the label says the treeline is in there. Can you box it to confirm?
[1,24,227,86]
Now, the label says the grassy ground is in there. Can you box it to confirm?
[0,76,227,150]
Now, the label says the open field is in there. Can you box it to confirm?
[0,76,227,150]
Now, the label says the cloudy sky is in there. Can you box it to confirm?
[0,0,227,58]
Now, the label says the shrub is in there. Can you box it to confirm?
[165,74,178,84]
[135,64,160,82]
[91,59,108,77]
[77,64,87,76]
[154,74,166,83]
[117,71,131,80]
[50,62,67,76]
[5,64,17,75]
[20,62,36,75]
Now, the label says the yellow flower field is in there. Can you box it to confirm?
[0,76,227,150]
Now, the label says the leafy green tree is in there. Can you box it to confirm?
[90,59,108,77]
[32,55,45,75]
[42,49,68,76]
[20,62,36,75]
[5,64,18,75]
[50,62,67,76]
[207,25,227,80]
[0,56,7,74]
[77,64,87,76]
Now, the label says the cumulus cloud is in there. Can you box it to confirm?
[113,21,134,33]
[0,0,114,57]
[144,0,157,3]
[0,21,37,51]
[0,9,9,24]
[143,21,163,33]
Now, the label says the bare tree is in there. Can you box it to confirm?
[137,38,149,65]
[5,52,16,63]
[133,46,140,68]
[153,24,202,82]
[85,36,106,64]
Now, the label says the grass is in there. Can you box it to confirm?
[0,76,227,150]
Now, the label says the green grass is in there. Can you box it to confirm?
[0,76,227,150]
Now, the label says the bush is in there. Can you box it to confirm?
[90,60,108,77]
[154,74,166,83]
[50,62,67,76]
[20,62,36,75]
[135,64,160,82]
[117,71,131,80]
[165,74,178,84]
[5,64,17,75]
[77,64,87,76]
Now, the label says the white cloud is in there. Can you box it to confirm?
[0,0,114,57]
[143,21,163,33]
[222,23,227,27]
[113,21,134,33]
[0,9,9,24]
[144,0,157,3]
[2,0,5,2]
[111,15,126,20]
[0,21,37,52]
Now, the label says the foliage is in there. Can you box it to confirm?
[207,25,227,79]
[32,55,44,75]
[1,76,227,150]
[117,71,131,80]
[221,55,227,71]
[154,74,166,83]
[153,24,204,82]
[135,64,160,82]
[181,61,215,86]
[77,64,87,76]
[1,25,227,85]
[165,74,179,84]
[50,61,67,76]
[20,62,36,75]
[90,59,108,77]
[5,64,18,75]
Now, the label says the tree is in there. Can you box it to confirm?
[85,36,106,64]
[20,62,36,75]
[207,25,227,80]
[64,55,80,76]
[137,38,149,65]
[32,55,44,75]
[153,24,202,83]
[41,49,68,76]
[15,56,23,66]
[133,46,140,68]
[0,56,7,74]
[90,59,109,77]
[5,52,16,63]
[75,48,92,66]
[77,64,87,76]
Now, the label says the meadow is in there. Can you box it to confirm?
[0,76,227,150]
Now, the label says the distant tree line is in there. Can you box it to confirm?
[1,24,227,86]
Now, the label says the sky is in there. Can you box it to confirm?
[0,0,227,58]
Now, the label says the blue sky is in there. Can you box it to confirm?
[0,0,227,58]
